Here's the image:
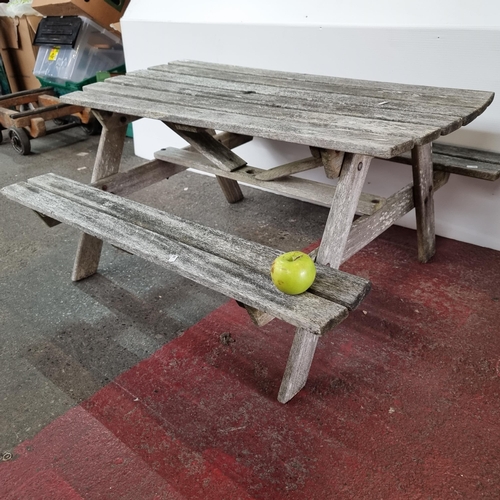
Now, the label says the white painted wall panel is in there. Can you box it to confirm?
[124,0,500,28]
[120,6,500,251]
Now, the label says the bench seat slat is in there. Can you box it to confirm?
[432,143,500,165]
[1,179,354,334]
[21,173,371,311]
[389,144,500,181]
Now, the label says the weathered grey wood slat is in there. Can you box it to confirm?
[36,131,253,228]
[278,152,373,402]
[216,176,244,203]
[254,156,323,181]
[116,71,470,128]
[94,130,251,195]
[166,62,494,123]
[158,62,494,121]
[92,159,186,196]
[316,154,373,268]
[432,143,500,164]
[389,144,500,181]
[20,173,371,311]
[63,88,417,158]
[342,171,450,263]
[81,81,444,149]
[185,129,249,202]
[154,147,385,216]
[165,123,246,202]
[90,113,128,183]
[319,149,345,179]
[165,123,247,172]
[278,327,319,404]
[105,72,467,133]
[209,131,254,151]
[167,60,494,108]
[1,181,350,334]
[72,112,128,282]
[412,144,435,263]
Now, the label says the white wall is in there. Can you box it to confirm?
[121,1,500,251]
[124,0,500,28]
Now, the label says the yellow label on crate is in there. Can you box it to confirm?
[48,47,60,61]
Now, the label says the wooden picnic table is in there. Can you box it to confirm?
[24,60,489,401]
[60,60,494,270]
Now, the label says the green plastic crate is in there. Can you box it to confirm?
[36,64,126,96]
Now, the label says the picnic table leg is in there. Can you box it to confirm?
[278,328,319,403]
[411,143,435,263]
[72,112,129,281]
[316,153,373,267]
[278,153,372,403]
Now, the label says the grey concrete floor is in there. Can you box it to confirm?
[0,127,330,453]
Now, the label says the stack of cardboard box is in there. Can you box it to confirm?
[0,0,129,93]
[0,14,40,92]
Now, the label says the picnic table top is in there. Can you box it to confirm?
[61,60,494,158]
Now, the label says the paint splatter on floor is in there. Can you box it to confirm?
[1,229,500,499]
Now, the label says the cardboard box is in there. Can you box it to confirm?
[31,0,130,33]
[0,16,41,92]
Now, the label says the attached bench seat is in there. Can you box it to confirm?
[389,143,500,181]
[1,173,371,402]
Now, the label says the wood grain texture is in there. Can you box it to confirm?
[254,156,323,181]
[216,176,244,203]
[165,123,246,203]
[19,173,371,312]
[166,61,494,112]
[209,131,253,150]
[72,112,128,281]
[342,171,450,263]
[316,154,373,267]
[91,159,186,196]
[389,143,500,181]
[100,71,475,133]
[279,153,373,404]
[90,114,128,184]
[62,87,415,158]
[89,131,251,198]
[1,179,357,335]
[165,123,247,171]
[129,68,484,130]
[412,143,436,263]
[60,61,493,158]
[319,149,345,179]
[155,147,384,216]
[72,234,103,281]
[278,328,319,404]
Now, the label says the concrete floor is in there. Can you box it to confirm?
[2,128,500,499]
[0,128,331,453]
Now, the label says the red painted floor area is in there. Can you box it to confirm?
[2,228,500,499]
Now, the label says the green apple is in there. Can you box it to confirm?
[270,251,316,295]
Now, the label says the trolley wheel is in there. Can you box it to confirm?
[53,117,70,125]
[9,127,31,155]
[81,118,102,136]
